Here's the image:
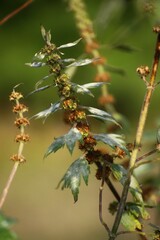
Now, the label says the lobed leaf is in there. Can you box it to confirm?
[93,133,128,153]
[57,157,90,202]
[31,102,61,122]
[121,211,142,231]
[57,38,82,49]
[44,127,82,158]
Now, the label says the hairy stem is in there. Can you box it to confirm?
[109,31,160,240]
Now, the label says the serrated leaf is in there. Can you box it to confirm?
[57,157,90,202]
[66,58,98,68]
[126,202,150,220]
[65,128,82,154]
[44,128,82,158]
[121,211,142,231]
[57,38,81,50]
[25,62,46,67]
[93,134,128,153]
[44,135,65,158]
[31,102,61,122]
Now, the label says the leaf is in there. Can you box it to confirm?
[31,102,61,122]
[57,38,82,49]
[41,25,51,45]
[126,202,150,220]
[65,128,82,154]
[35,73,54,89]
[25,62,46,67]
[57,157,90,202]
[121,211,142,231]
[71,82,107,97]
[110,164,149,219]
[93,134,128,153]
[81,106,120,126]
[105,64,125,75]
[71,83,94,97]
[66,58,98,68]
[157,128,160,144]
[60,58,75,63]
[112,43,140,53]
[0,213,18,240]
[34,51,46,60]
[27,84,53,97]
[44,127,82,158]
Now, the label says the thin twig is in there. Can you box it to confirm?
[109,31,160,240]
[0,162,19,209]
[99,162,110,234]
[0,0,33,26]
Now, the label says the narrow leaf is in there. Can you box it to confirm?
[105,64,125,75]
[27,84,53,96]
[57,157,90,202]
[31,102,61,122]
[57,38,82,49]
[82,82,108,89]
[71,83,94,97]
[60,58,75,63]
[25,62,46,67]
[35,73,54,89]
[66,58,98,67]
[110,163,127,185]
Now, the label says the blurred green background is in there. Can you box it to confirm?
[0,0,160,239]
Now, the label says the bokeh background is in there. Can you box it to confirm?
[0,0,160,239]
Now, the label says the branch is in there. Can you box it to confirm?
[0,0,33,26]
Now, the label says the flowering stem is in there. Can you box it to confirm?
[109,30,160,240]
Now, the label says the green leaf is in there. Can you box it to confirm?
[58,157,90,202]
[31,102,61,122]
[93,134,128,154]
[27,84,53,96]
[44,127,82,158]
[0,213,18,240]
[110,163,127,184]
[121,211,142,231]
[126,202,150,220]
